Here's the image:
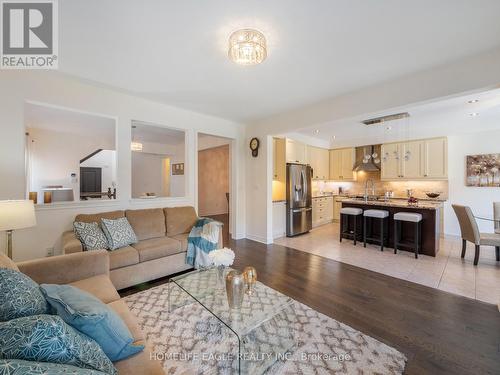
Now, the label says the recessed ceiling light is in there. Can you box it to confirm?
[469,112,480,117]
[385,125,392,130]
[332,135,336,140]
[228,29,267,65]
[467,99,479,104]
[314,129,320,134]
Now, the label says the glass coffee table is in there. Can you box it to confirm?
[168,267,297,374]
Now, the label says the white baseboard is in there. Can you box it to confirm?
[245,234,271,244]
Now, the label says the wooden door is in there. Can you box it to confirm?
[329,149,342,180]
[318,148,330,179]
[80,167,102,196]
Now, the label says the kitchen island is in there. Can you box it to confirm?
[341,198,442,256]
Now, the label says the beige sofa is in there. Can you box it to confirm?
[62,206,223,290]
[0,250,164,375]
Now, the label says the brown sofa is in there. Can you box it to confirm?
[62,206,223,290]
[0,250,164,375]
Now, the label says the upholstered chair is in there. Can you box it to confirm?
[452,204,500,266]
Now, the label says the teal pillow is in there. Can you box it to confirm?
[0,315,116,375]
[0,359,107,374]
[0,268,49,321]
[41,284,144,361]
[100,217,138,250]
[73,222,109,251]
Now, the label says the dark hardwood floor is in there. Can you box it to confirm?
[230,239,500,375]
[120,216,499,374]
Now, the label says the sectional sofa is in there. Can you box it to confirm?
[0,250,164,374]
[62,206,223,290]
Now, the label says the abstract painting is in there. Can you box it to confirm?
[466,154,500,187]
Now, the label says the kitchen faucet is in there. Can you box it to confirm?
[364,179,375,202]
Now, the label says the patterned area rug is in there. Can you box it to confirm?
[124,283,406,374]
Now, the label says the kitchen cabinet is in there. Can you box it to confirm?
[381,137,447,180]
[272,138,286,201]
[423,137,447,179]
[333,196,342,222]
[307,145,329,180]
[329,148,356,181]
[286,138,307,164]
[312,196,334,227]
[272,201,286,239]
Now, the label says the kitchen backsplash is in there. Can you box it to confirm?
[312,171,449,200]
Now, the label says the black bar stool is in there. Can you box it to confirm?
[340,207,363,245]
[394,212,423,258]
[363,209,389,251]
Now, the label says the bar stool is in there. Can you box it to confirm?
[340,207,363,245]
[363,209,389,251]
[394,212,423,259]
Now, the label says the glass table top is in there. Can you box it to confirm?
[170,267,294,337]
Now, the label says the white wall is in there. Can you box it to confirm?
[445,129,500,236]
[28,128,115,202]
[0,71,246,261]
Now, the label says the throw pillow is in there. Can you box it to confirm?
[41,284,144,362]
[0,268,49,322]
[100,217,138,250]
[0,359,107,374]
[0,315,117,375]
[73,222,109,251]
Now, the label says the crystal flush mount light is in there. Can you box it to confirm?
[228,29,267,65]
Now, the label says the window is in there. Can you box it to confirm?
[25,102,117,204]
[131,122,186,198]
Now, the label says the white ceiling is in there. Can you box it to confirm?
[25,102,115,138]
[294,88,500,148]
[59,0,500,122]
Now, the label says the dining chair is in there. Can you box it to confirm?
[494,202,500,234]
[452,204,500,265]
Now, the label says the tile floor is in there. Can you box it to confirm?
[274,223,500,305]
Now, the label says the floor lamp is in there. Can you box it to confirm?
[0,200,37,259]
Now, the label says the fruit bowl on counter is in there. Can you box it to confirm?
[425,192,442,199]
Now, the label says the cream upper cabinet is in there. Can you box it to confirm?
[381,143,401,179]
[423,137,447,179]
[401,140,424,179]
[286,138,307,164]
[381,137,447,180]
[330,148,356,181]
[307,145,329,180]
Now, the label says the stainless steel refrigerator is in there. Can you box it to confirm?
[286,163,312,236]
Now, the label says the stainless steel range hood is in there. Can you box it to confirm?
[353,145,381,172]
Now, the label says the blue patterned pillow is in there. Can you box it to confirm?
[0,268,49,322]
[41,284,144,361]
[0,315,117,375]
[101,217,138,250]
[73,222,109,251]
[0,359,107,374]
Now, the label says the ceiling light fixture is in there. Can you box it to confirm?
[467,99,479,104]
[469,112,480,117]
[228,29,267,65]
[314,129,320,134]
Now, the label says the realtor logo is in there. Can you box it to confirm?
[1,0,58,69]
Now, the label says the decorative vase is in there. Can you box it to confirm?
[217,265,226,286]
[242,266,257,295]
[225,270,245,309]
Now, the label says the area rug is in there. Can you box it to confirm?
[124,283,406,374]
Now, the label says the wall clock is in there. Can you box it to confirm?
[249,137,260,157]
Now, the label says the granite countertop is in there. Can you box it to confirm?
[340,198,443,210]
[272,200,286,203]
[312,194,336,199]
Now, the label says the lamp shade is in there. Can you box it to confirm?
[0,200,37,231]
